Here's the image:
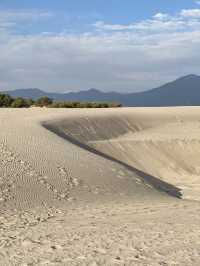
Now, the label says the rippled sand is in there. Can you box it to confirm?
[0,107,200,265]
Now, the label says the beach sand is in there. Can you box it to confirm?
[0,107,200,265]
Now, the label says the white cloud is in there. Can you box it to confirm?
[0,10,53,20]
[94,21,134,31]
[153,13,170,20]
[0,8,200,92]
[180,9,200,18]
[94,9,200,33]
[0,10,53,30]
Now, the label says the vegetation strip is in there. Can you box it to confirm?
[0,93,122,108]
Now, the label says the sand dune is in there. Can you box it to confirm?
[0,107,200,265]
[44,107,200,200]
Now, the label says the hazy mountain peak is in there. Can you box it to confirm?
[86,88,101,93]
[2,74,200,106]
[176,74,200,81]
[15,88,43,93]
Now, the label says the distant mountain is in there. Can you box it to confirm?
[4,88,47,99]
[2,74,200,106]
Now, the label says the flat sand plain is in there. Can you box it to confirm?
[0,107,200,265]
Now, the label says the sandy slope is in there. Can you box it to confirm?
[0,107,200,265]
[45,107,200,200]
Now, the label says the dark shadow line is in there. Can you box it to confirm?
[42,122,182,199]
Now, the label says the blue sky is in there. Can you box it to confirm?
[0,0,200,92]
[0,0,197,21]
[0,0,197,34]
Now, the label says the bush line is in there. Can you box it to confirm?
[0,94,122,108]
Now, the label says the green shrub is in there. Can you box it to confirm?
[11,97,32,108]
[0,93,14,107]
[0,93,122,108]
[49,101,122,108]
[36,97,53,107]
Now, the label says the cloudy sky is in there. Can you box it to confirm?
[0,0,200,93]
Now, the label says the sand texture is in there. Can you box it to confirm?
[0,107,200,265]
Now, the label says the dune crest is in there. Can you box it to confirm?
[43,107,200,201]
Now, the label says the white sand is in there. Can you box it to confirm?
[0,107,200,265]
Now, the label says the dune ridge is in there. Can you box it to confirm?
[43,107,200,201]
[0,108,167,211]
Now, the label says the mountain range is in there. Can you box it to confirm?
[1,74,200,107]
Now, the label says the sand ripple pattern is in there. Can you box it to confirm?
[0,141,80,210]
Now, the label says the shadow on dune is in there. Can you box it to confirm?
[42,122,182,199]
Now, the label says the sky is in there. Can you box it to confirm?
[0,0,200,92]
